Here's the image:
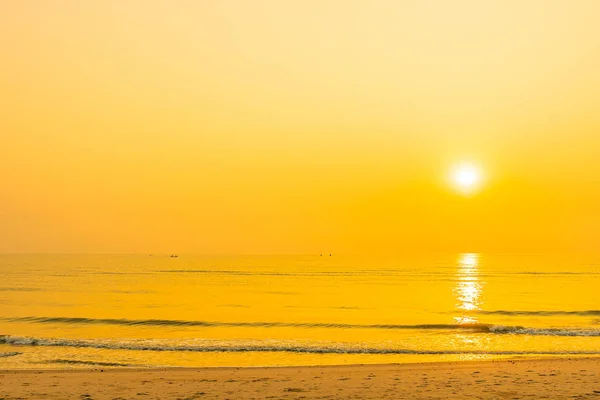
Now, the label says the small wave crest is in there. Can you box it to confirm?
[0,287,41,292]
[44,359,134,367]
[0,351,22,358]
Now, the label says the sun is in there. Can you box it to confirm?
[451,162,482,194]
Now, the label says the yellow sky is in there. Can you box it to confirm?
[2,1,600,254]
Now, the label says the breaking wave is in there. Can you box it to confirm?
[488,326,600,336]
[3,316,600,337]
[1,335,599,355]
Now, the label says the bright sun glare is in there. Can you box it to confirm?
[451,163,482,193]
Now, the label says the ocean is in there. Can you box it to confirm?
[1,253,599,369]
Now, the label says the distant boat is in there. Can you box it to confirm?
[170,254,178,258]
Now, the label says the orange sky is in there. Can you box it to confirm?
[2,1,600,254]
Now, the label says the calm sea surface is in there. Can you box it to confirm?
[1,254,600,368]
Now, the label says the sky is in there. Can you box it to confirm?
[2,0,600,254]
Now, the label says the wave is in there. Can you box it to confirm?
[479,310,600,316]
[489,326,600,336]
[1,335,600,355]
[4,316,600,336]
[0,287,41,292]
[0,352,22,358]
[1,316,493,331]
[154,270,428,278]
[5,314,600,338]
[518,271,600,275]
[155,269,600,277]
[44,359,134,367]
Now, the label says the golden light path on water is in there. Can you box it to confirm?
[454,253,483,325]
[452,253,487,355]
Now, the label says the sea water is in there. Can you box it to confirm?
[1,253,599,368]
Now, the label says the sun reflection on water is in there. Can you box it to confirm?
[454,253,483,325]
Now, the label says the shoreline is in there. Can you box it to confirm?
[2,355,600,372]
[2,357,600,399]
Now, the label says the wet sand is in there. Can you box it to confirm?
[1,358,599,399]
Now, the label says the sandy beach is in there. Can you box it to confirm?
[1,358,599,399]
